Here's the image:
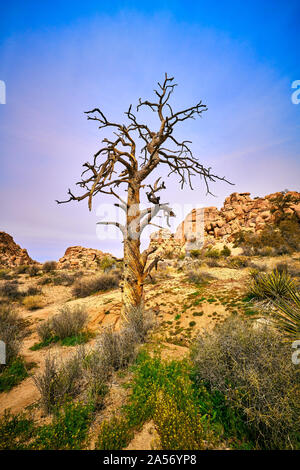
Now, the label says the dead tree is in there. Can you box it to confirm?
[57,74,230,316]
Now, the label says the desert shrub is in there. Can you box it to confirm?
[205,248,220,259]
[205,258,221,267]
[42,261,57,273]
[36,319,53,342]
[96,417,133,450]
[233,220,300,256]
[98,255,116,272]
[96,306,153,372]
[0,357,29,392]
[154,391,206,450]
[190,249,202,259]
[221,245,231,257]
[248,262,267,272]
[15,265,30,275]
[0,280,22,299]
[124,353,222,449]
[228,256,249,269]
[256,246,275,257]
[23,295,45,310]
[38,276,52,285]
[72,272,121,298]
[32,401,94,450]
[98,327,135,371]
[52,272,76,286]
[0,410,36,450]
[186,270,215,285]
[191,316,300,449]
[33,350,85,414]
[250,269,295,300]
[51,305,88,340]
[28,265,40,277]
[124,305,154,343]
[0,401,93,450]
[0,305,27,365]
[25,286,42,296]
[0,269,11,280]
[274,286,300,341]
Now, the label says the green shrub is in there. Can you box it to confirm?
[191,316,300,449]
[99,256,116,271]
[221,245,231,257]
[250,269,295,300]
[205,248,220,259]
[0,357,28,392]
[32,401,94,450]
[0,401,93,450]
[96,417,133,450]
[0,411,36,450]
[190,250,202,259]
[228,256,249,269]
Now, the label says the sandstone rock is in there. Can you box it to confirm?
[148,190,300,257]
[57,246,115,270]
[0,232,36,267]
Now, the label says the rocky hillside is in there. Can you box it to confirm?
[57,245,115,270]
[150,191,300,257]
[0,232,36,267]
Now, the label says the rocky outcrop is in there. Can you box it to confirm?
[148,229,184,260]
[57,246,115,270]
[175,191,300,246]
[0,232,36,267]
[149,191,300,255]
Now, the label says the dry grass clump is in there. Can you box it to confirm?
[192,316,300,449]
[23,295,45,310]
[51,305,88,340]
[72,271,121,298]
[33,350,86,414]
[186,270,216,286]
[37,305,88,342]
[98,306,154,370]
[52,272,77,286]
[0,305,27,365]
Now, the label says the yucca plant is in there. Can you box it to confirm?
[274,286,300,341]
[250,269,295,300]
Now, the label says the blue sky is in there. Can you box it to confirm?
[0,1,299,261]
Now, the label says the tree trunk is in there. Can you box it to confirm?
[122,183,144,317]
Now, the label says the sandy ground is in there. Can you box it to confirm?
[0,253,299,448]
